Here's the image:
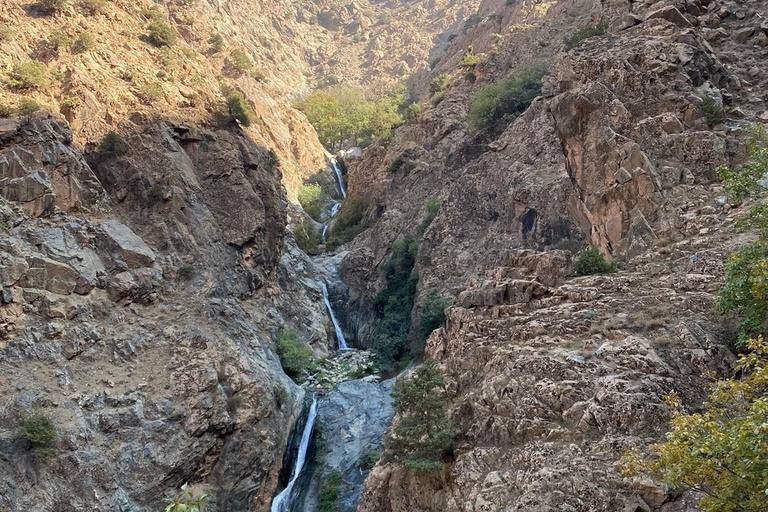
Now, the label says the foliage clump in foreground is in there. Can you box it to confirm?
[275,329,315,381]
[573,247,616,276]
[317,472,341,512]
[467,63,547,133]
[622,335,768,512]
[384,360,457,474]
[164,485,211,512]
[16,411,56,461]
[716,125,768,345]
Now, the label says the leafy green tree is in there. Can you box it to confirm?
[99,130,129,156]
[623,335,768,512]
[73,31,95,53]
[147,21,177,47]
[297,184,327,221]
[17,98,40,125]
[716,125,768,344]
[221,86,253,126]
[164,485,211,512]
[418,290,449,340]
[467,63,547,133]
[275,329,315,380]
[16,411,56,461]
[294,219,322,252]
[48,29,72,51]
[385,360,457,474]
[573,247,616,276]
[404,102,421,121]
[6,60,48,90]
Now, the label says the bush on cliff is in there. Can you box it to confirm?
[563,20,608,50]
[317,472,341,512]
[573,247,616,276]
[147,21,177,47]
[164,486,211,512]
[220,86,253,126]
[99,131,129,156]
[385,360,457,474]
[275,329,315,380]
[622,335,768,512]
[467,63,547,133]
[5,60,48,90]
[326,197,372,247]
[716,124,768,345]
[297,184,327,222]
[699,95,725,127]
[229,49,253,74]
[38,0,68,13]
[294,219,322,252]
[16,411,56,461]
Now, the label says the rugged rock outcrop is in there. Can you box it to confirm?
[0,115,337,511]
[352,0,768,510]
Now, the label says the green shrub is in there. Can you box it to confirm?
[404,102,421,121]
[147,21,177,47]
[48,29,72,51]
[297,184,327,221]
[38,0,68,13]
[716,125,768,345]
[326,197,371,246]
[0,24,12,41]
[208,33,224,51]
[221,86,253,126]
[564,20,608,49]
[418,197,441,234]
[573,247,616,276]
[417,290,449,340]
[275,329,315,380]
[389,156,403,173]
[467,63,547,133]
[73,32,95,53]
[60,95,82,109]
[15,411,56,461]
[294,219,322,252]
[164,486,211,512]
[138,82,164,103]
[177,265,194,280]
[465,70,477,83]
[6,60,48,90]
[458,46,479,68]
[385,360,457,474]
[318,472,341,512]
[430,91,445,106]
[0,103,15,117]
[17,98,40,124]
[148,184,164,200]
[141,5,163,21]
[429,74,450,95]
[229,49,253,73]
[99,131,129,156]
[699,95,725,127]
[79,0,107,15]
[361,448,382,470]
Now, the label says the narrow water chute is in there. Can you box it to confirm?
[270,395,318,512]
[322,282,349,350]
[331,158,347,199]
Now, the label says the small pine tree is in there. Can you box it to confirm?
[17,98,40,125]
[48,29,73,51]
[15,411,56,461]
[385,360,456,474]
[222,87,253,126]
[699,95,725,127]
[99,131,129,156]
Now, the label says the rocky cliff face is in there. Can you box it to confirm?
[351,0,768,510]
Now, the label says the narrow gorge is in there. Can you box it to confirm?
[1,0,767,511]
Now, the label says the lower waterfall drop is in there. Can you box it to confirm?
[270,395,318,512]
[322,282,349,350]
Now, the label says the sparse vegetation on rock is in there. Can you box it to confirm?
[297,184,327,221]
[79,0,107,15]
[564,20,608,49]
[208,33,225,52]
[467,63,547,133]
[699,95,726,127]
[389,156,403,173]
[163,486,211,512]
[221,86,253,126]
[17,98,40,124]
[99,130,129,156]
[73,31,95,53]
[147,21,177,47]
[5,60,48,90]
[318,472,342,512]
[38,0,68,14]
[229,49,253,73]
[294,219,322,252]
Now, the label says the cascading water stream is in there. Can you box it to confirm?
[322,202,342,243]
[270,396,318,512]
[322,282,349,350]
[331,158,347,199]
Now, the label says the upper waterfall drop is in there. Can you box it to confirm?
[331,158,347,199]
[322,282,349,350]
[270,395,318,512]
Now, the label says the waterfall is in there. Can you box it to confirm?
[322,282,349,350]
[331,158,347,199]
[270,396,318,512]
[322,202,342,244]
